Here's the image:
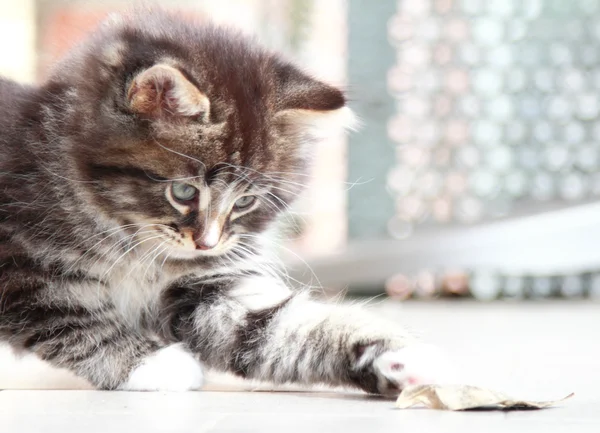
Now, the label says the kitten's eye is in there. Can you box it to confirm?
[234,195,256,209]
[171,183,197,202]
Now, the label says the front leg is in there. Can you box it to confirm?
[1,288,203,391]
[163,276,442,396]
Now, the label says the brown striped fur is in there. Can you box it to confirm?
[0,8,439,394]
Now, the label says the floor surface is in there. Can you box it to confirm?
[1,301,599,432]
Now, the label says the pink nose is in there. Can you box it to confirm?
[194,224,221,250]
[194,232,220,250]
[194,238,216,250]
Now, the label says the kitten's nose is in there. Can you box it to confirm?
[194,224,221,251]
[195,238,217,250]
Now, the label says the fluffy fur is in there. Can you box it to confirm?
[0,8,438,394]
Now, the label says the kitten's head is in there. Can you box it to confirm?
[52,10,354,260]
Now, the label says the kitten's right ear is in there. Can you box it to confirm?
[274,62,358,137]
[127,64,210,119]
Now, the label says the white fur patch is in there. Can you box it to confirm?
[198,185,211,211]
[202,221,221,248]
[228,276,292,311]
[119,344,204,391]
[280,106,360,138]
[373,344,457,392]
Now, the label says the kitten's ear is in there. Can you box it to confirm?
[275,63,358,136]
[127,64,210,119]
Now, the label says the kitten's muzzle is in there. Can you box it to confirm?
[195,239,217,250]
[193,226,221,250]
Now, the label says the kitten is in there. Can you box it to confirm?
[0,9,440,394]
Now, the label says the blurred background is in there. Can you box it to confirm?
[3,0,600,302]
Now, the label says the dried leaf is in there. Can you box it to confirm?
[396,384,574,411]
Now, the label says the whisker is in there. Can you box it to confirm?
[99,234,165,283]
[141,242,170,283]
[63,223,154,273]
[238,233,324,293]
[151,138,206,171]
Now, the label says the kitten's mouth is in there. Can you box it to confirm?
[165,239,237,259]
[149,224,236,259]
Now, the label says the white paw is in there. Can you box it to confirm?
[373,344,456,397]
[120,344,204,391]
[228,276,292,311]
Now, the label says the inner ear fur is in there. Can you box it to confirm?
[127,64,210,119]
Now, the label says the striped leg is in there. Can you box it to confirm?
[1,289,203,391]
[164,275,442,396]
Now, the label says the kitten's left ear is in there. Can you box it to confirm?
[275,62,358,137]
[127,64,210,119]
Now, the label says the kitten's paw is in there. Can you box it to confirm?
[120,344,204,391]
[371,344,454,397]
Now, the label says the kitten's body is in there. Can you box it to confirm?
[0,9,439,394]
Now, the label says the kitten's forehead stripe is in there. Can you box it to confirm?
[198,185,211,211]
[202,221,221,247]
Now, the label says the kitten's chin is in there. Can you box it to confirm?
[165,249,206,260]
[166,248,222,260]
[160,234,239,260]
[165,243,233,260]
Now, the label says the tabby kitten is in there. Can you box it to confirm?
[0,9,439,394]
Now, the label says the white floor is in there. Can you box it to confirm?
[1,300,599,432]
